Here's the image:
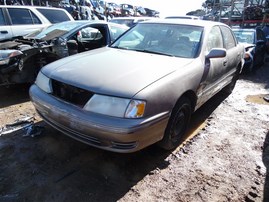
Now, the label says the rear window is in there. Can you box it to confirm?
[37,8,71,23]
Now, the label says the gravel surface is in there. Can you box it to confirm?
[0,62,268,201]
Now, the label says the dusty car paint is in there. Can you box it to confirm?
[30,19,244,153]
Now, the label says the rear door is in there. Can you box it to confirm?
[0,8,13,41]
[7,8,45,38]
[198,25,227,103]
[219,25,239,77]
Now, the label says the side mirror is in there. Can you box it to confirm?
[206,48,226,59]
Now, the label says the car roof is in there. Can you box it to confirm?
[140,18,229,28]
[0,5,68,10]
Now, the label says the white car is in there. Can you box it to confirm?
[0,5,74,41]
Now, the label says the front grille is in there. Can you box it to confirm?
[51,79,93,107]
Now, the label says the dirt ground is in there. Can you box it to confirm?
[0,62,269,202]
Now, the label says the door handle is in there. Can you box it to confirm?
[223,60,227,66]
[0,30,8,34]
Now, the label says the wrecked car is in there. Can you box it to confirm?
[233,27,266,73]
[0,20,128,86]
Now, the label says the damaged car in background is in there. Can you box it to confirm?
[0,20,128,86]
[30,19,244,153]
[233,27,266,73]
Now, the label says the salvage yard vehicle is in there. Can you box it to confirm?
[0,20,128,86]
[232,27,266,73]
[30,19,244,153]
[0,5,74,41]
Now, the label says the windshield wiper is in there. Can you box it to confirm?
[111,47,175,57]
[111,46,129,50]
[135,49,175,57]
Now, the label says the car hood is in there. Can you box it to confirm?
[42,47,194,97]
[24,29,68,41]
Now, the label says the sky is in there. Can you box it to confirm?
[109,0,205,17]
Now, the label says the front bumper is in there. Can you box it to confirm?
[29,85,170,153]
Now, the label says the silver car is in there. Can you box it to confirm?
[29,19,244,153]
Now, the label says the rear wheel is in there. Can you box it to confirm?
[158,97,192,150]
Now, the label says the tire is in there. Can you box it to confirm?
[158,97,192,150]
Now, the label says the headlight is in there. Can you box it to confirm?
[0,57,10,65]
[35,72,52,93]
[84,94,146,118]
[0,50,23,65]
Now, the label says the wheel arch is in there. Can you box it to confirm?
[174,90,197,114]
[158,90,196,150]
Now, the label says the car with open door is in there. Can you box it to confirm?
[0,20,128,86]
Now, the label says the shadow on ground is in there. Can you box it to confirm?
[240,63,269,89]
[0,84,31,108]
[0,86,230,201]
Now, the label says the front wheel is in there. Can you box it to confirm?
[158,97,192,150]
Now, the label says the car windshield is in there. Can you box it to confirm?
[111,23,203,58]
[233,30,255,44]
[26,21,86,39]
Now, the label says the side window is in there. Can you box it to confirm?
[8,8,41,25]
[109,25,127,41]
[0,9,7,25]
[206,26,223,53]
[78,27,103,42]
[220,25,236,50]
[37,9,71,23]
